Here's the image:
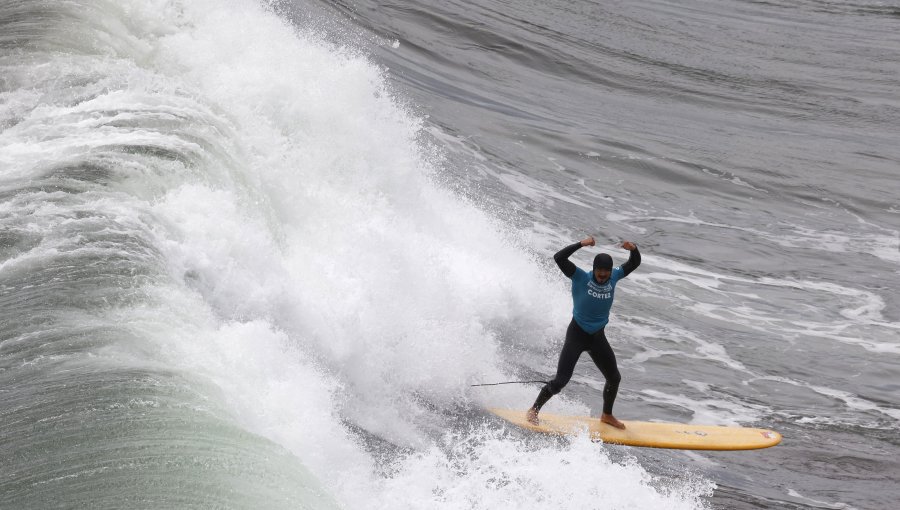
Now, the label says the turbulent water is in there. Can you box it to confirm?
[1,0,898,508]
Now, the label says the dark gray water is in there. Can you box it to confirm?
[1,0,897,508]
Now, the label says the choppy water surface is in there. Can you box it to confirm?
[1,0,898,508]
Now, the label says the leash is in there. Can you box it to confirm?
[470,380,547,387]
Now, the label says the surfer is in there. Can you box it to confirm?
[526,237,641,429]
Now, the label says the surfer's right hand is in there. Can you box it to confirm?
[580,236,595,247]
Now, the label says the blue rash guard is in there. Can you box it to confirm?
[554,242,641,334]
[571,266,625,333]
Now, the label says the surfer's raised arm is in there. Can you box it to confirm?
[620,242,641,277]
[554,236,595,278]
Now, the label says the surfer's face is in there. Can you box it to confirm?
[593,268,611,283]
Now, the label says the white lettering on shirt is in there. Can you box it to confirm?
[586,280,612,300]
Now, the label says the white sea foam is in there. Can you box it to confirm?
[786,489,858,510]
[361,426,714,510]
[603,207,900,265]
[619,314,749,372]
[639,386,765,426]
[492,167,593,208]
[751,376,900,428]
[807,384,900,423]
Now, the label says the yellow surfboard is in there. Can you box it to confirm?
[488,408,782,451]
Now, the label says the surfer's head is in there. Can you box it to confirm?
[593,253,613,283]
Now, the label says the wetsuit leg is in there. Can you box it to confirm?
[548,319,591,394]
[531,319,589,411]
[586,328,621,415]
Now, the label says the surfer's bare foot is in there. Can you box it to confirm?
[525,407,539,425]
[601,413,626,430]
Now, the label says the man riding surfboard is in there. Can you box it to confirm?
[526,237,641,429]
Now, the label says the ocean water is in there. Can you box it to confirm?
[0,0,897,509]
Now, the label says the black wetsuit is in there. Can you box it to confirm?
[532,242,641,415]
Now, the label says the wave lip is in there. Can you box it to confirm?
[0,1,342,507]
